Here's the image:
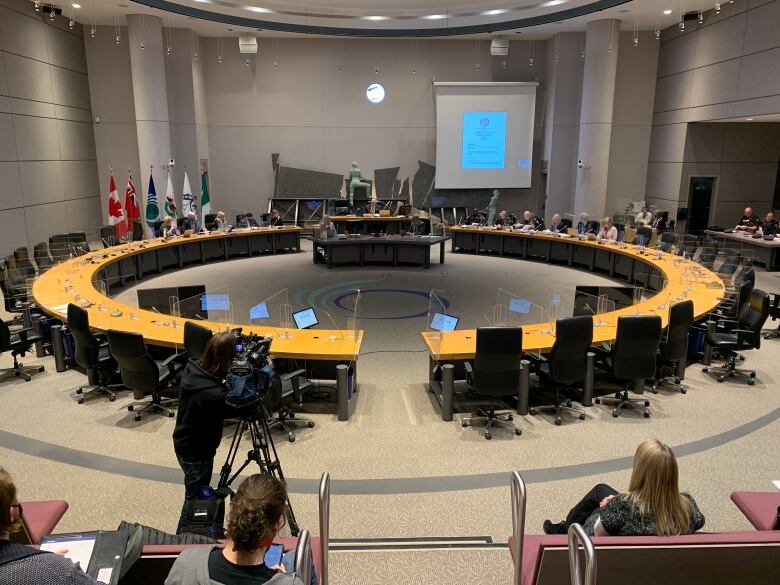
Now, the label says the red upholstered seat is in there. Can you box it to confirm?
[19,500,69,544]
[731,491,780,531]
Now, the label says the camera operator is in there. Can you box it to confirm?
[173,332,273,534]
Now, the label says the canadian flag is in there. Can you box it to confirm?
[107,173,127,239]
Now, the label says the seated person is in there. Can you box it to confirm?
[406,214,426,236]
[320,215,337,238]
[543,439,705,536]
[650,210,667,231]
[635,206,652,226]
[494,210,514,228]
[212,210,229,231]
[0,466,100,584]
[269,210,284,227]
[735,206,760,232]
[160,216,180,238]
[548,213,567,234]
[576,212,595,235]
[758,211,778,236]
[165,473,314,585]
[519,210,541,230]
[182,211,200,232]
[596,217,618,241]
[466,208,486,225]
[239,212,259,228]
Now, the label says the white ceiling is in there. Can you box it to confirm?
[45,0,734,38]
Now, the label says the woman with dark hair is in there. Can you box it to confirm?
[173,331,242,534]
[165,474,311,585]
[0,467,99,584]
[543,439,705,536]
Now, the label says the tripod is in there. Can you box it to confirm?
[217,409,300,536]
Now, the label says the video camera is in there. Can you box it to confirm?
[230,330,272,375]
[225,330,274,410]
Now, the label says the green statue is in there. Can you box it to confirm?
[348,161,371,209]
[486,189,500,226]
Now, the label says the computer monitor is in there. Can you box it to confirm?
[429,312,459,332]
[292,307,319,329]
[509,297,532,315]
[201,293,230,312]
[249,301,270,320]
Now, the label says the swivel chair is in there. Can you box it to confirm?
[48,234,70,262]
[657,231,676,253]
[183,321,213,361]
[107,330,183,421]
[33,243,54,273]
[0,265,28,321]
[264,369,316,442]
[595,315,662,418]
[702,289,770,385]
[67,232,89,256]
[633,226,652,245]
[100,225,117,247]
[13,247,36,278]
[765,291,780,339]
[204,213,217,231]
[652,300,694,394]
[131,219,144,242]
[68,304,123,403]
[529,316,593,426]
[461,327,523,439]
[0,318,44,382]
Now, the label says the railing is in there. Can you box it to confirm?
[319,472,331,585]
[294,529,312,585]
[510,470,527,585]
[568,523,597,585]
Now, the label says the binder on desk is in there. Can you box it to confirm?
[86,530,129,584]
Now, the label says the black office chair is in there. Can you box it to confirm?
[595,315,662,417]
[67,232,90,255]
[264,369,316,442]
[48,234,70,262]
[652,300,694,394]
[702,289,770,385]
[33,243,54,273]
[183,321,213,361]
[718,248,741,278]
[765,291,780,339]
[0,318,44,382]
[461,327,523,439]
[131,219,144,241]
[107,330,183,421]
[204,214,216,231]
[633,226,652,245]
[68,304,123,403]
[13,248,36,278]
[529,316,593,426]
[0,264,28,319]
[153,220,164,237]
[658,231,676,253]
[100,225,118,247]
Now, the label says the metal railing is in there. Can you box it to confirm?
[568,523,597,585]
[510,471,527,585]
[294,529,312,585]
[319,472,331,585]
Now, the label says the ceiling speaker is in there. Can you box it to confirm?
[490,39,509,56]
[239,36,258,54]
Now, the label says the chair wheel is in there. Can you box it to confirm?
[77,396,84,404]
[717,376,725,382]
[168,411,175,418]
[680,387,687,394]
[748,379,755,386]
[514,428,522,435]
[674,378,680,384]
[554,418,562,426]
[595,398,601,404]
[579,414,586,420]
[644,411,650,418]
[109,395,116,402]
[614,392,621,399]
[508,414,513,421]
[462,420,467,427]
[288,435,295,442]
[566,400,572,407]
[485,432,491,440]
[128,405,134,411]
[612,410,618,417]
[644,400,650,406]
[38,366,44,372]
[307,421,315,428]
[749,372,756,378]
[76,388,83,394]
[134,414,141,421]
[651,385,659,394]
[702,367,709,373]
[529,409,537,415]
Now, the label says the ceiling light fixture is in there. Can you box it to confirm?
[246,6,272,13]
[364,16,388,21]
[714,3,721,13]
[193,0,212,3]
[482,9,508,15]
[422,14,446,20]
[663,9,672,14]
[541,0,567,6]
[72,3,80,8]
[746,117,754,121]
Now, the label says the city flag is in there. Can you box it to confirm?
[125,172,140,235]
[181,170,197,216]
[107,173,127,239]
[164,170,177,217]
[200,171,212,223]
[145,171,160,236]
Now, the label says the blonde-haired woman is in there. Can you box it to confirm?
[543,439,705,536]
[596,217,618,241]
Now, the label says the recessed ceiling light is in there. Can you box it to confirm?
[541,0,567,6]
[663,9,672,14]
[746,117,754,121]
[246,6,272,13]
[193,0,211,3]
[364,15,389,21]
[482,9,508,15]
[71,2,81,8]
[423,14,447,20]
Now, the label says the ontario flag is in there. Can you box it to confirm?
[107,173,127,239]
[125,173,141,235]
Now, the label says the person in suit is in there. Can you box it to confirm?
[651,210,667,231]
[269,210,284,227]
[239,213,259,228]
[576,212,595,235]
[758,211,778,237]
[494,210,514,228]
[735,206,760,232]
[212,211,228,231]
[466,208,486,225]
[406,214,426,236]
[161,216,180,238]
[548,213,567,234]
[596,217,619,241]
[182,211,200,232]
[635,207,652,226]
[518,210,541,230]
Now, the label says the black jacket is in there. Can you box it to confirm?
[173,359,239,460]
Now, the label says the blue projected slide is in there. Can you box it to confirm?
[250,301,270,320]
[509,297,531,315]
[461,111,507,169]
[430,313,459,332]
[201,293,230,312]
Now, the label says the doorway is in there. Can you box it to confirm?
[687,176,717,234]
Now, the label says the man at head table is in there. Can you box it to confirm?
[406,214,426,236]
[182,211,200,232]
[735,207,760,232]
[520,210,541,230]
[269,209,284,227]
[757,211,778,237]
[239,212,259,228]
[635,206,652,226]
[576,212,595,235]
[549,213,567,234]
[650,210,667,231]
[494,210,514,228]
[160,216,180,238]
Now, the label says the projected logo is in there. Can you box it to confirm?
[366,82,386,104]
[518,159,531,168]
[480,118,490,127]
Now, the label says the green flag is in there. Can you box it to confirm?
[200,171,212,222]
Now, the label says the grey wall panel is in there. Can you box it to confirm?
[56,119,96,160]
[737,47,780,100]
[54,104,92,123]
[84,27,137,125]
[0,208,28,255]
[12,115,60,160]
[684,123,726,162]
[0,113,16,160]
[50,66,91,109]
[23,200,68,246]
[743,0,780,54]
[718,162,778,200]
[91,122,140,187]
[169,123,199,197]
[693,12,747,69]
[164,30,196,126]
[0,53,7,96]
[65,195,103,234]
[9,97,55,118]
[649,123,688,162]
[17,160,63,205]
[44,25,87,74]
[0,6,48,62]
[712,201,761,227]
[658,32,697,78]
[62,160,99,200]
[3,53,52,103]
[689,59,741,107]
[0,161,21,210]
[645,161,683,199]
[654,71,693,112]
[722,123,780,162]
[606,125,653,208]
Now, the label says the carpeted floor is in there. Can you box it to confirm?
[2,240,779,585]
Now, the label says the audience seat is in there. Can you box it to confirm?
[11,500,69,545]
[730,491,780,531]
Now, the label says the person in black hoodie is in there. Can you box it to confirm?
[173,331,241,534]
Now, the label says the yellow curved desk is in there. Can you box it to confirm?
[32,228,362,421]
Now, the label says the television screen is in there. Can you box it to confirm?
[430,312,459,332]
[292,307,319,329]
